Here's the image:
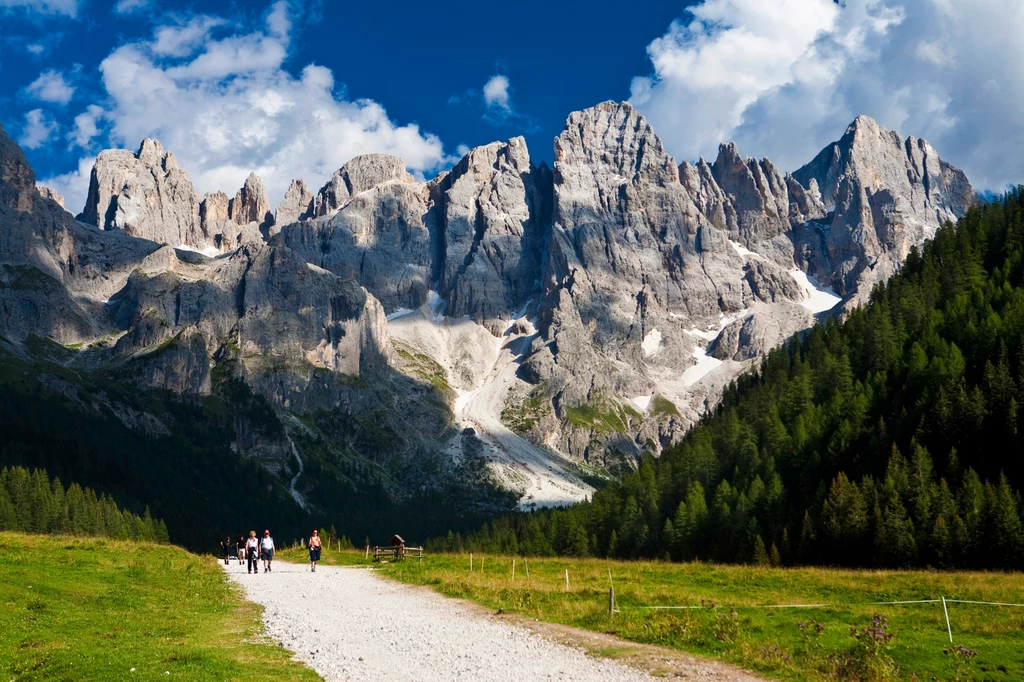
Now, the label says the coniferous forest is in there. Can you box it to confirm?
[432,190,1024,570]
[0,466,169,542]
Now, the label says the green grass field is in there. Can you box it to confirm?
[0,532,319,682]
[280,545,1024,681]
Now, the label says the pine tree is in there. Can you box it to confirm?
[874,493,917,567]
[769,541,782,567]
[821,472,869,565]
[752,535,769,565]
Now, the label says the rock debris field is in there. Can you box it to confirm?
[224,561,680,682]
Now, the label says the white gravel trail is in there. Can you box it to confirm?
[224,562,654,682]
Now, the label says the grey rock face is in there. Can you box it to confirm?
[433,137,550,329]
[111,243,394,399]
[36,185,65,209]
[229,172,273,230]
[793,115,975,299]
[274,179,314,229]
[82,138,204,248]
[314,154,413,217]
[0,125,161,344]
[275,174,434,312]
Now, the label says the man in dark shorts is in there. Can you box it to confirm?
[220,536,233,565]
[308,529,322,572]
[261,529,275,572]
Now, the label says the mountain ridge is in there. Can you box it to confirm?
[0,104,976,511]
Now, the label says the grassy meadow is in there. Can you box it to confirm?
[280,544,1024,681]
[0,532,318,682]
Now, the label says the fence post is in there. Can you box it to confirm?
[565,569,570,591]
[365,544,369,560]
[609,587,615,617]
[942,596,953,643]
[512,560,515,581]
[470,553,473,571]
[525,559,529,579]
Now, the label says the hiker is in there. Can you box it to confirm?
[261,529,275,572]
[220,536,233,564]
[308,529,322,572]
[236,535,246,563]
[245,530,260,574]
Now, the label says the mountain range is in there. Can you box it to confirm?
[0,101,975,520]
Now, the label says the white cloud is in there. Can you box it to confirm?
[151,16,223,57]
[26,43,45,55]
[631,0,1024,191]
[18,109,58,149]
[70,104,105,148]
[25,69,75,105]
[48,1,449,213]
[114,0,152,14]
[483,74,511,111]
[41,156,94,214]
[0,0,77,16]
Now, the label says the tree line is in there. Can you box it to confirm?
[430,190,1024,570]
[0,466,169,542]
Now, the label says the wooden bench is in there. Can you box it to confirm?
[372,545,424,561]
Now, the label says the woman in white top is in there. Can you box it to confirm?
[245,531,260,574]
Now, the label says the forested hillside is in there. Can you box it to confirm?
[436,190,1024,569]
[0,466,168,541]
[0,341,513,551]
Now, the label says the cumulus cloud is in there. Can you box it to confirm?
[630,0,1024,191]
[483,75,511,111]
[18,109,58,149]
[0,0,77,16]
[47,0,449,213]
[114,0,152,14]
[70,104,105,148]
[25,69,74,105]
[151,16,224,57]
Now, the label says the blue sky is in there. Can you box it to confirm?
[2,0,1023,213]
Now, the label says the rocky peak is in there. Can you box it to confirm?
[0,123,36,212]
[229,172,273,230]
[554,101,680,193]
[274,179,314,228]
[81,137,203,248]
[792,114,975,297]
[434,136,549,329]
[36,185,65,209]
[314,154,414,217]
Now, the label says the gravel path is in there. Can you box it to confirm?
[224,561,656,682]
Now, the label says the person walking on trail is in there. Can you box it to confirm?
[236,535,246,563]
[261,529,276,572]
[308,529,322,572]
[245,530,260,574]
[220,536,233,565]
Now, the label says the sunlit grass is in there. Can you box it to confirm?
[278,545,1024,681]
[0,532,319,681]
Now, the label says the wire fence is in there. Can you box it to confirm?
[609,592,1024,643]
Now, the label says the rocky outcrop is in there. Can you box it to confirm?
[110,243,394,403]
[275,155,433,312]
[36,185,64,209]
[274,179,314,229]
[792,115,975,299]
[229,172,273,230]
[433,137,550,330]
[0,125,160,344]
[314,154,413,217]
[81,138,203,248]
